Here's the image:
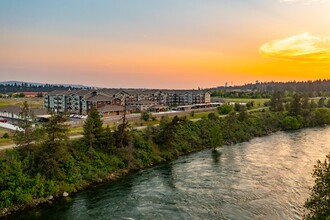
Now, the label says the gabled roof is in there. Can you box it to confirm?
[0,106,21,114]
[0,106,49,116]
[97,104,125,113]
[86,94,114,102]
[47,90,72,95]
[72,90,95,96]
[128,100,157,105]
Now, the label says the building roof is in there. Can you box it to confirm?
[149,105,167,109]
[97,105,125,113]
[0,106,49,116]
[126,90,159,95]
[100,89,129,97]
[0,106,21,114]
[128,100,157,105]
[86,94,114,102]
[72,90,95,96]
[47,90,72,95]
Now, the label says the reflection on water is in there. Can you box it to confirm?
[7,127,330,220]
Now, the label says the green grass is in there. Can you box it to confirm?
[187,111,214,120]
[68,127,84,136]
[0,127,14,146]
[222,98,269,107]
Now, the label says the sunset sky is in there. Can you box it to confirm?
[1,0,330,89]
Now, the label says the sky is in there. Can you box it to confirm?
[0,0,330,89]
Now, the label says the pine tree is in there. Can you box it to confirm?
[288,93,302,116]
[44,113,68,147]
[13,101,36,149]
[305,152,330,220]
[83,106,103,158]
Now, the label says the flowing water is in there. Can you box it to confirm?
[7,127,330,220]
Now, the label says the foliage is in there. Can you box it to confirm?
[304,152,330,220]
[83,106,104,158]
[269,91,285,112]
[281,116,301,130]
[44,113,68,146]
[13,101,36,149]
[217,104,233,115]
[2,95,330,215]
[140,111,152,121]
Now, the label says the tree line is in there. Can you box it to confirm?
[0,94,329,219]
[214,79,330,97]
[0,83,87,94]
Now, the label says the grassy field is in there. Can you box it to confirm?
[0,127,14,146]
[222,98,269,107]
[0,97,44,108]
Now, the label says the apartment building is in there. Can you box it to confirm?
[44,89,210,114]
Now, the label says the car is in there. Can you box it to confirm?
[81,115,88,119]
[0,118,7,123]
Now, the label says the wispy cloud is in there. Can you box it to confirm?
[260,33,330,62]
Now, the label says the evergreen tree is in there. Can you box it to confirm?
[103,125,115,153]
[305,152,330,220]
[270,91,284,112]
[238,106,248,121]
[302,95,310,109]
[83,107,103,158]
[210,124,223,150]
[13,101,36,149]
[44,113,68,146]
[318,98,326,108]
[288,94,302,116]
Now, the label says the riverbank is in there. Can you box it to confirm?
[1,106,330,217]
[6,127,330,219]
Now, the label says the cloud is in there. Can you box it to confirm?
[260,33,330,62]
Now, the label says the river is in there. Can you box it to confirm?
[7,127,330,220]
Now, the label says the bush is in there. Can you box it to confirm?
[2,133,9,138]
[141,111,152,121]
[280,116,301,130]
[217,104,233,115]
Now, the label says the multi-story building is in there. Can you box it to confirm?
[166,90,211,106]
[44,89,210,114]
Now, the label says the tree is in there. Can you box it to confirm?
[209,124,223,150]
[318,98,326,108]
[44,113,68,146]
[304,152,330,220]
[238,106,248,121]
[302,95,310,109]
[217,104,233,115]
[140,111,152,121]
[280,116,301,130]
[13,101,36,149]
[288,94,302,116]
[103,125,115,153]
[83,106,104,158]
[270,91,285,112]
